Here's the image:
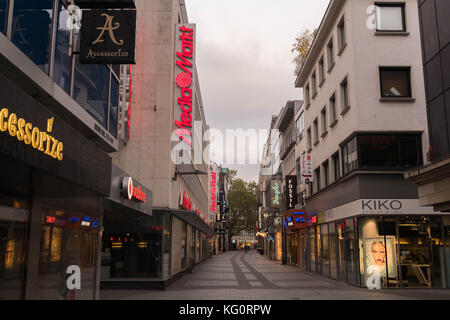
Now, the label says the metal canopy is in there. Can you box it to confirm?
[74,0,136,9]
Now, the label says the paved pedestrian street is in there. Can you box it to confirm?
[100,251,450,300]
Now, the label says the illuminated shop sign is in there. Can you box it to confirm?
[301,154,313,183]
[121,176,146,203]
[80,9,136,64]
[173,24,196,147]
[271,180,281,209]
[286,175,297,210]
[209,171,217,215]
[0,109,64,161]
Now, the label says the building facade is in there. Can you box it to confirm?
[0,0,122,299]
[101,0,214,290]
[294,0,449,288]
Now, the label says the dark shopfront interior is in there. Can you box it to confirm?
[101,206,169,280]
[292,215,450,289]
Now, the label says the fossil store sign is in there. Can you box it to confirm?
[80,9,136,64]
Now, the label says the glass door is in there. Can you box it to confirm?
[337,222,346,281]
[397,216,432,288]
[345,218,359,286]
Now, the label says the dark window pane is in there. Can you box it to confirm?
[428,95,450,159]
[54,2,71,94]
[399,136,420,167]
[441,44,450,92]
[73,60,110,128]
[436,0,450,50]
[380,68,411,97]
[420,0,439,62]
[109,76,119,138]
[424,55,443,102]
[12,0,54,74]
[360,135,400,167]
[0,0,8,34]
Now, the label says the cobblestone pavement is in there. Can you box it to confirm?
[100,251,450,300]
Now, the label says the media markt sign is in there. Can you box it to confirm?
[80,9,136,64]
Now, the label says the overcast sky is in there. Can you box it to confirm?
[185,0,330,182]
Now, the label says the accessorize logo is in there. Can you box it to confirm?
[209,172,217,215]
[0,108,64,161]
[92,13,124,46]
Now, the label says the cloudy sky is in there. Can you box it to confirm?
[185,0,330,182]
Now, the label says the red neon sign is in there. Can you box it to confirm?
[182,191,192,210]
[174,25,194,146]
[46,216,56,224]
[209,172,217,215]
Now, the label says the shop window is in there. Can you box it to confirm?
[444,217,450,289]
[0,0,8,34]
[321,224,330,277]
[163,214,171,253]
[376,3,406,32]
[0,196,29,300]
[53,1,72,95]
[329,223,338,279]
[309,228,316,272]
[358,217,392,289]
[181,223,187,269]
[344,218,359,286]
[380,67,412,98]
[73,60,110,128]
[38,207,99,300]
[337,222,346,281]
[12,0,54,74]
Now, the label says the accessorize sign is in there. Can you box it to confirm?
[173,24,196,147]
[209,171,217,217]
[80,9,136,64]
[271,180,281,209]
[0,109,63,161]
[286,175,297,210]
[0,73,111,196]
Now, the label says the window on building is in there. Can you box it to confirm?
[359,134,422,168]
[315,167,321,192]
[311,71,317,97]
[379,67,412,98]
[342,136,358,175]
[327,37,335,71]
[321,107,327,136]
[319,56,325,84]
[332,152,340,182]
[12,0,54,74]
[54,2,72,95]
[340,77,349,113]
[0,0,8,34]
[329,93,337,125]
[296,112,305,140]
[305,83,310,106]
[337,16,346,52]
[376,3,406,32]
[109,74,119,138]
[313,118,319,145]
[307,127,312,150]
[323,160,329,188]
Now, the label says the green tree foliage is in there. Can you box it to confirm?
[227,177,258,242]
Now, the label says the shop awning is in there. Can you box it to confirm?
[165,208,215,236]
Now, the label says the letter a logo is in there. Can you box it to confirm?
[66,265,81,290]
[93,13,124,46]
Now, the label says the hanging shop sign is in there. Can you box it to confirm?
[209,171,217,217]
[301,154,313,183]
[121,176,146,203]
[270,180,281,209]
[173,24,196,147]
[216,204,221,222]
[0,108,64,161]
[80,9,136,64]
[286,175,297,210]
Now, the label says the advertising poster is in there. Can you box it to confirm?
[362,236,397,280]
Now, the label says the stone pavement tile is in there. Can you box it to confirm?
[183,280,238,287]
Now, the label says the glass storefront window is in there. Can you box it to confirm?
[38,206,99,300]
[0,196,28,300]
[309,227,316,272]
[73,60,110,128]
[429,216,444,288]
[321,224,330,277]
[181,223,187,269]
[0,0,8,34]
[337,222,346,281]
[53,1,72,95]
[444,217,450,289]
[329,223,338,279]
[345,218,359,286]
[12,0,54,74]
[299,230,307,271]
[316,225,321,273]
